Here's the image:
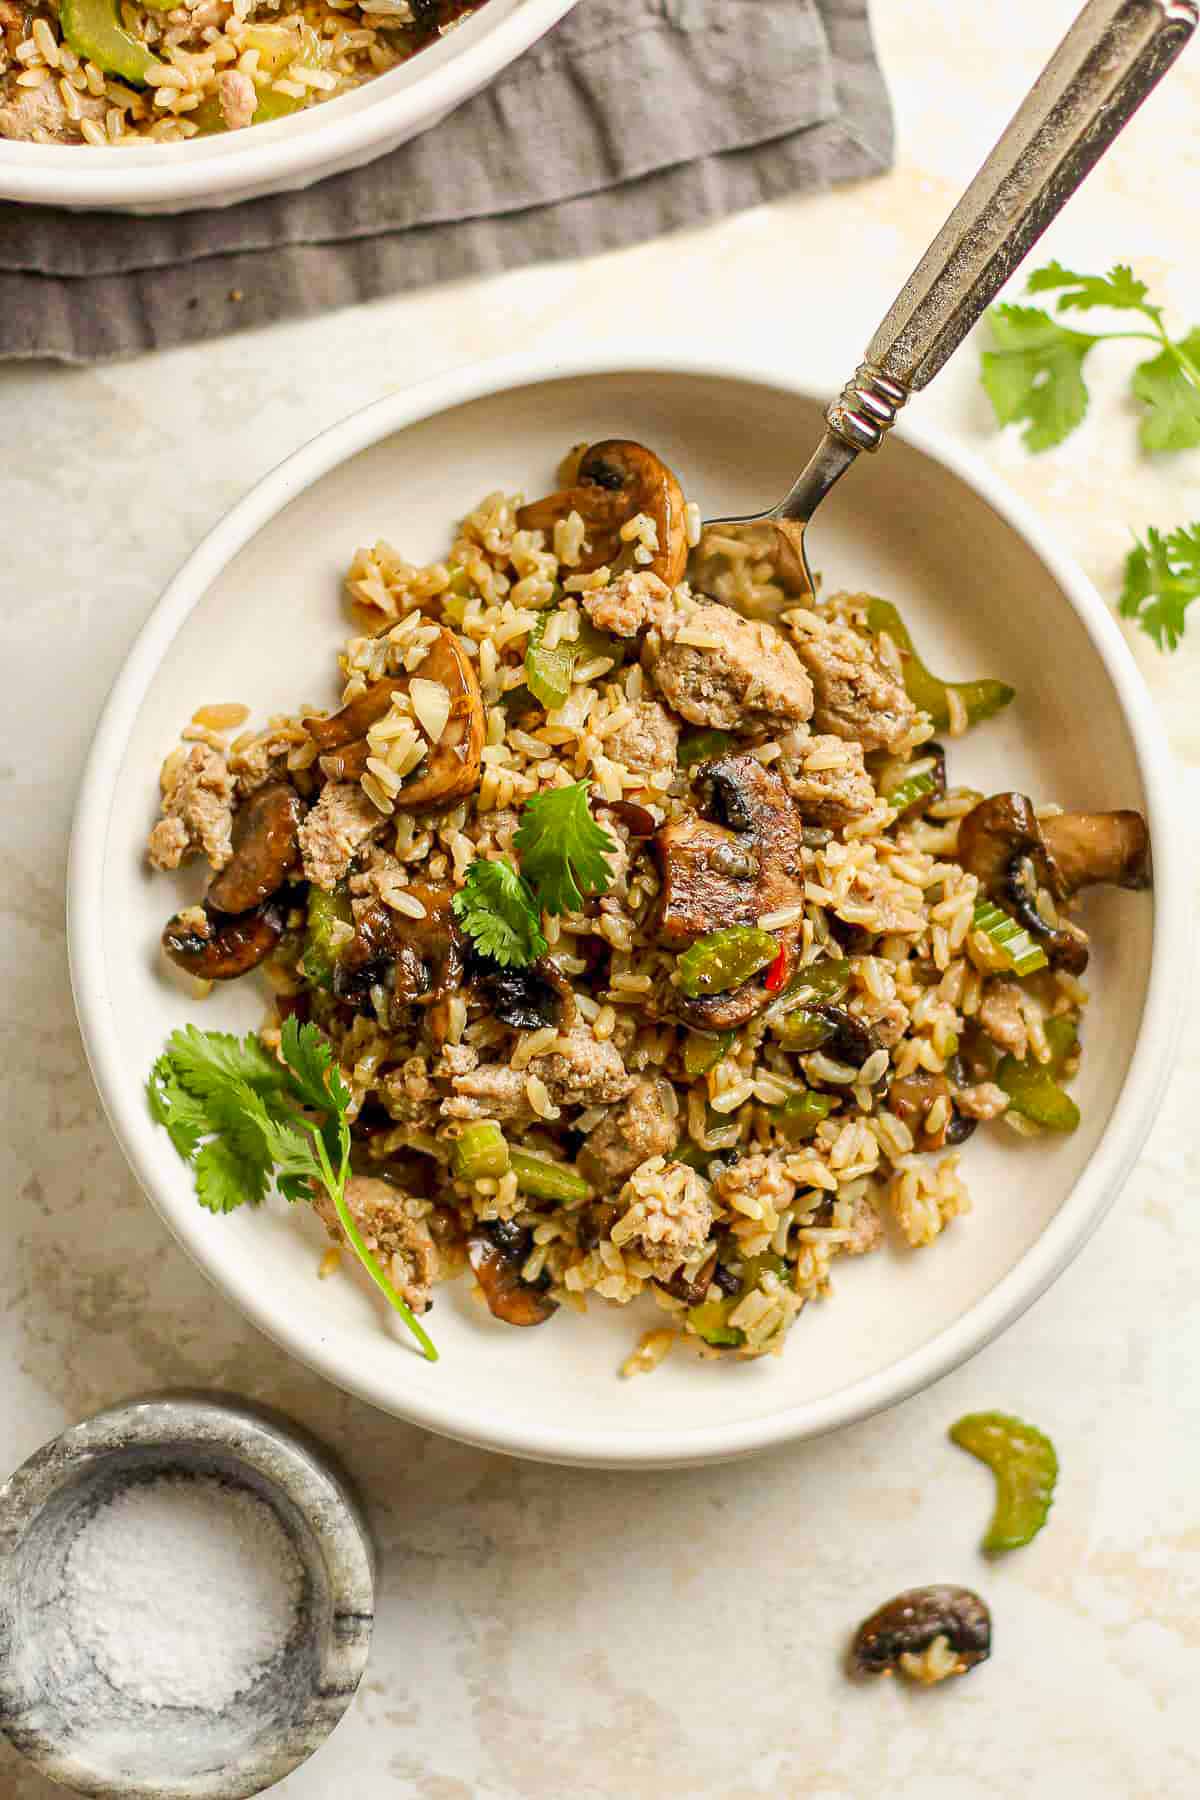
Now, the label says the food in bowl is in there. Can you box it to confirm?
[144,438,1150,1372]
[0,0,486,145]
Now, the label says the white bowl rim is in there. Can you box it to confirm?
[68,345,1189,1467]
[0,0,578,210]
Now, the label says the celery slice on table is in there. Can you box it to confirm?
[950,1411,1059,1551]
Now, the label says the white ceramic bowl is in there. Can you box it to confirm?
[69,351,1187,1468]
[0,0,577,213]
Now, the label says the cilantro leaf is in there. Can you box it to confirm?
[980,306,1098,451]
[513,780,617,915]
[1118,522,1200,651]
[161,1025,285,1104]
[1027,261,1156,318]
[279,1015,350,1115]
[194,1132,269,1215]
[146,1019,437,1360]
[451,857,547,968]
[146,1057,208,1161]
[1132,329,1200,452]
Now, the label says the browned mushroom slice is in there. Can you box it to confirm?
[887,1070,976,1150]
[655,755,807,947]
[517,439,689,587]
[849,1586,991,1682]
[957,792,1150,975]
[655,1248,718,1307]
[1040,809,1150,895]
[206,782,305,915]
[162,898,284,981]
[304,629,485,810]
[467,1222,558,1327]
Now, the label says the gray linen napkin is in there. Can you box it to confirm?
[0,0,892,362]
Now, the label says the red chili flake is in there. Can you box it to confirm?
[765,941,790,994]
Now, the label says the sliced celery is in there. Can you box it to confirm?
[682,1030,736,1077]
[60,0,160,82]
[972,897,1048,976]
[451,1122,510,1182]
[510,1149,589,1205]
[677,927,777,999]
[866,598,1015,731]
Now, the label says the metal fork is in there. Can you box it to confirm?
[694,0,1198,607]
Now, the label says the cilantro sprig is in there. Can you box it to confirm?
[1118,522,1200,651]
[451,856,547,968]
[148,1016,437,1361]
[513,780,618,915]
[452,780,618,968]
[981,261,1200,454]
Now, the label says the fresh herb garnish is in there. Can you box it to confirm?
[981,260,1200,453]
[451,856,547,968]
[1118,521,1200,651]
[513,779,617,915]
[147,1016,437,1360]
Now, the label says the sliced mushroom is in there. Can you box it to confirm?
[957,792,1149,976]
[849,1586,991,1682]
[304,628,485,810]
[655,755,807,947]
[805,1005,886,1083]
[467,1221,558,1327]
[162,898,284,981]
[207,782,305,915]
[337,882,464,1018]
[654,1248,718,1307]
[516,439,689,588]
[469,955,569,1032]
[887,1070,976,1151]
[576,1200,620,1252]
[1040,809,1150,895]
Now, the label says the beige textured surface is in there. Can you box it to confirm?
[2,2,1199,1792]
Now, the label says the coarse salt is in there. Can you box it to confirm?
[65,1474,303,1710]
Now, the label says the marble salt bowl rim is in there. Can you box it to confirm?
[0,1392,374,1798]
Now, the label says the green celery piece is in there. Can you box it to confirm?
[686,1251,787,1349]
[776,956,851,1006]
[950,1411,1059,1552]
[882,758,940,817]
[60,0,161,82]
[524,613,574,711]
[510,1149,589,1205]
[996,1016,1080,1131]
[678,729,733,769]
[771,1089,834,1140]
[301,886,354,991]
[671,1142,712,1172]
[972,897,1049,977]
[866,599,1015,731]
[682,1029,736,1078]
[677,927,777,999]
[451,1122,510,1182]
[774,1008,836,1053]
[445,564,473,597]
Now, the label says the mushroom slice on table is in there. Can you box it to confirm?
[849,1586,991,1684]
[956,792,1150,974]
[517,439,689,589]
[304,627,485,809]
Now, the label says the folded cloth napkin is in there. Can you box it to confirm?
[0,0,892,362]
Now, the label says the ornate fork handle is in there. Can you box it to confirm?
[800,0,1198,477]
